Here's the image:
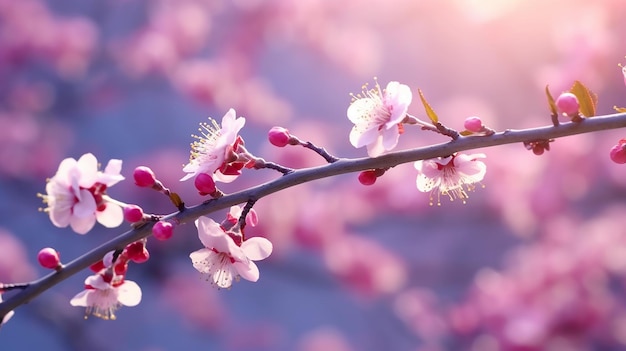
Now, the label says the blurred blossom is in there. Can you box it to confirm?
[323,234,407,297]
[296,327,353,351]
[0,229,36,282]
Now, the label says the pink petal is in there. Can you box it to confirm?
[385,81,412,125]
[96,204,124,228]
[85,274,108,289]
[233,260,260,282]
[381,126,400,151]
[349,125,379,149]
[73,189,97,217]
[347,98,377,124]
[70,214,96,235]
[241,237,273,261]
[55,157,78,184]
[77,153,99,188]
[117,280,142,307]
[99,159,125,186]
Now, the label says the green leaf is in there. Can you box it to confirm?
[418,89,439,124]
[460,130,473,136]
[569,80,598,117]
[545,85,558,116]
[614,106,626,113]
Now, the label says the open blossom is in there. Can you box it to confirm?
[70,274,142,320]
[348,80,412,157]
[40,153,125,234]
[189,216,272,289]
[181,108,246,182]
[414,153,486,205]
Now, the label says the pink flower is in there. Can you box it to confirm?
[180,108,246,182]
[70,274,142,320]
[414,153,487,205]
[189,216,272,289]
[347,80,412,157]
[40,153,125,234]
[0,293,14,325]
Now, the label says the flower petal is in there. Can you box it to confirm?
[117,280,142,307]
[189,248,212,273]
[233,260,260,282]
[96,204,124,228]
[69,290,91,307]
[77,153,99,188]
[385,81,412,125]
[70,212,97,234]
[241,237,273,261]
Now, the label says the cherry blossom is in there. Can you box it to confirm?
[180,108,246,182]
[70,274,142,320]
[40,153,125,234]
[414,153,487,205]
[347,80,412,157]
[189,216,272,289]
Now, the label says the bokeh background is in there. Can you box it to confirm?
[2,0,626,350]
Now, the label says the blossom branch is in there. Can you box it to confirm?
[2,112,626,320]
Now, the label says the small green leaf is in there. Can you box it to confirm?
[545,85,558,116]
[460,130,473,136]
[418,89,439,124]
[614,106,626,113]
[169,192,184,210]
[569,80,598,117]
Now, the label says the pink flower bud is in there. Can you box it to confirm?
[125,241,150,263]
[152,221,174,241]
[194,173,216,195]
[464,116,483,133]
[555,92,580,117]
[610,141,626,164]
[123,204,144,223]
[268,126,291,147]
[133,166,157,187]
[37,248,61,270]
[358,170,378,186]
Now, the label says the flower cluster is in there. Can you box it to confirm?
[39,153,125,234]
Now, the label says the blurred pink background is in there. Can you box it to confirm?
[2,0,626,350]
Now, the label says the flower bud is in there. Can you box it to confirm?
[152,221,174,241]
[268,126,291,147]
[123,204,144,223]
[610,142,626,164]
[555,92,580,117]
[194,173,216,195]
[37,248,61,270]
[358,170,378,186]
[133,166,157,187]
[464,116,483,133]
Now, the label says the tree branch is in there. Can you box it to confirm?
[2,112,626,319]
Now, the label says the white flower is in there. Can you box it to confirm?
[40,153,125,234]
[70,274,142,320]
[189,216,272,289]
[348,80,412,157]
[0,293,14,326]
[414,153,486,205]
[181,108,246,182]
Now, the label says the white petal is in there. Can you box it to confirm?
[70,290,91,307]
[96,204,124,228]
[77,153,99,188]
[233,260,259,282]
[347,98,377,124]
[72,189,97,217]
[241,237,273,261]
[117,280,142,307]
[189,249,212,273]
[99,159,125,186]
[366,135,386,157]
[381,126,400,151]
[416,174,439,192]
